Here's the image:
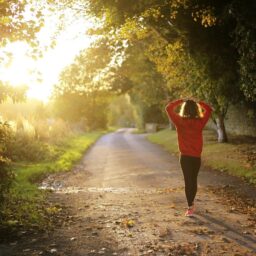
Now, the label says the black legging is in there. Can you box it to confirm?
[180,155,201,207]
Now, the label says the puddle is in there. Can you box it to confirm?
[87,187,130,193]
[39,179,183,195]
[38,185,179,195]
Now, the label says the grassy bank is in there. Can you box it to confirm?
[1,132,104,230]
[147,129,256,184]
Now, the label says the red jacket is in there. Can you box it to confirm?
[165,99,212,157]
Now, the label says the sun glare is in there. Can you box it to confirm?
[0,42,33,85]
[0,10,95,102]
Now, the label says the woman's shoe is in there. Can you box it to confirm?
[185,206,195,217]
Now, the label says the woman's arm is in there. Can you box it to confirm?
[198,101,213,127]
[165,99,183,125]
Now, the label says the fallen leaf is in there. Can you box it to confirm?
[50,248,57,253]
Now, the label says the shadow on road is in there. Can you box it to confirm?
[194,213,256,253]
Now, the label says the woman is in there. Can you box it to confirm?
[165,98,213,217]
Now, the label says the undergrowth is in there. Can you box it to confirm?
[0,132,104,233]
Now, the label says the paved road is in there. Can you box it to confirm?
[71,128,183,189]
[5,129,256,256]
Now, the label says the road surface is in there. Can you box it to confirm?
[3,129,256,256]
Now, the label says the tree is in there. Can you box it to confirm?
[107,95,136,128]
[52,39,118,129]
[80,0,249,142]
[115,43,169,127]
[0,120,14,211]
[0,0,58,200]
[144,17,240,142]
[230,0,256,102]
[0,0,44,48]
[0,0,44,108]
[56,0,255,140]
[53,91,110,130]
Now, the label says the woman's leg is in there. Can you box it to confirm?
[180,155,201,207]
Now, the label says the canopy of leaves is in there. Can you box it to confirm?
[0,0,44,47]
[54,38,124,97]
[53,39,120,129]
[82,0,254,105]
[231,0,256,101]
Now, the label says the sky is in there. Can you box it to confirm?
[0,5,95,102]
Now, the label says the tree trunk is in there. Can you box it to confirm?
[216,115,228,143]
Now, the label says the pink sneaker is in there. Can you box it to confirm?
[185,207,195,217]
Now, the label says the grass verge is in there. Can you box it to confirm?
[1,132,104,232]
[147,129,256,184]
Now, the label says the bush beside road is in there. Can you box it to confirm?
[0,132,104,233]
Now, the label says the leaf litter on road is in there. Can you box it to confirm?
[121,219,135,228]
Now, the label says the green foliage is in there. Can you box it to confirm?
[0,98,78,168]
[14,132,104,183]
[107,95,136,127]
[53,92,109,130]
[0,122,14,217]
[0,159,14,205]
[54,38,115,96]
[0,0,44,48]
[53,39,121,130]
[52,1,255,139]
[138,4,241,120]
[0,117,70,163]
[147,128,179,154]
[1,132,103,228]
[1,188,47,229]
[231,0,256,101]
[81,0,256,142]
[109,43,168,128]
[7,133,58,162]
[121,44,168,105]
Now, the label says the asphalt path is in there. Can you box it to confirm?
[3,128,256,256]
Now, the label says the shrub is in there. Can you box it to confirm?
[48,118,71,143]
[7,133,59,162]
[0,156,14,203]
[5,118,63,162]
[0,122,15,215]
